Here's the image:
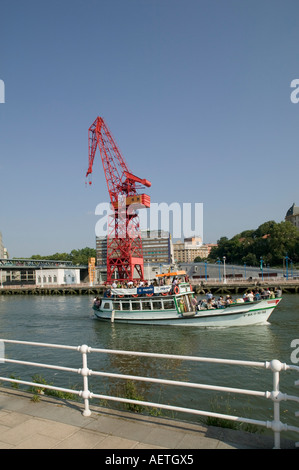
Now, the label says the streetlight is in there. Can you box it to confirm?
[204,261,207,281]
[223,256,226,284]
[285,254,289,280]
[244,263,246,279]
[216,259,221,282]
[260,256,263,281]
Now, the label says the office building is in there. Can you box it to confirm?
[96,230,174,266]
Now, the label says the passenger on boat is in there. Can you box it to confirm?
[275,287,282,298]
[198,299,207,309]
[269,289,275,299]
[225,295,233,305]
[191,297,198,310]
[216,296,225,308]
[207,298,215,309]
[94,296,101,308]
[260,289,268,299]
[179,298,185,313]
[247,291,254,302]
[206,291,213,301]
[254,290,261,301]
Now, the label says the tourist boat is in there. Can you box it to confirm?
[92,273,282,327]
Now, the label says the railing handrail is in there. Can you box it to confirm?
[0,338,298,449]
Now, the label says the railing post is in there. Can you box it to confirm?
[78,344,92,416]
[269,359,286,449]
[295,378,299,448]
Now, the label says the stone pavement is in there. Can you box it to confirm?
[0,387,296,450]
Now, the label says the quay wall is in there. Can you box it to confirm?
[0,280,298,295]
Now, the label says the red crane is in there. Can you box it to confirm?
[86,117,151,284]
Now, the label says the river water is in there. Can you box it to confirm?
[0,294,298,440]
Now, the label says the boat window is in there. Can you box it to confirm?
[141,301,152,310]
[113,302,121,310]
[163,300,175,309]
[122,302,131,310]
[132,301,141,310]
[152,301,162,310]
[103,302,111,309]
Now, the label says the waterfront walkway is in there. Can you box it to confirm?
[0,388,296,449]
[0,279,299,296]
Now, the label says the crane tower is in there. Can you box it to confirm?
[86,117,151,284]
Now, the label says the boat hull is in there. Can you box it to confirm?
[93,298,281,327]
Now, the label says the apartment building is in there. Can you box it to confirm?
[173,237,217,263]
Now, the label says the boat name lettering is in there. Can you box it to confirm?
[137,286,154,295]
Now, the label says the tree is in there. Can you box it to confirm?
[29,247,96,265]
[208,220,299,266]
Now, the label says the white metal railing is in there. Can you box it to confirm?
[0,339,299,449]
[192,278,299,285]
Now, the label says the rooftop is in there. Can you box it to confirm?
[286,203,299,217]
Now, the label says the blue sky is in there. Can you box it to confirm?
[0,0,298,257]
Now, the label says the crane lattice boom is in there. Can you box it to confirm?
[86,117,151,284]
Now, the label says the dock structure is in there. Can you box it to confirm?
[0,280,298,296]
[192,280,299,295]
[0,284,105,296]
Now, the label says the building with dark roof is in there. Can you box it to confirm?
[285,203,299,229]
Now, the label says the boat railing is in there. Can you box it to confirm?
[0,338,298,449]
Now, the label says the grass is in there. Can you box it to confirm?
[28,374,78,402]
[5,374,262,435]
[203,394,262,434]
